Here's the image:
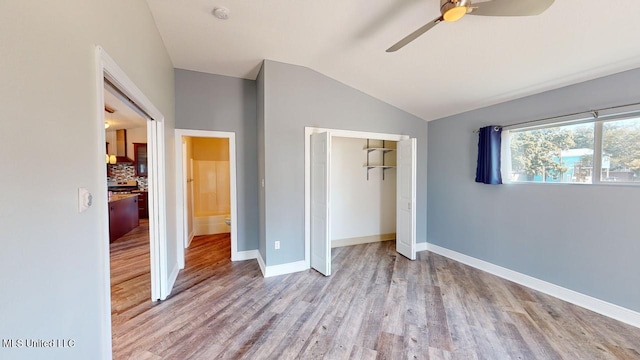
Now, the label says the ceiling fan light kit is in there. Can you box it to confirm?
[442,0,470,22]
[386,0,555,52]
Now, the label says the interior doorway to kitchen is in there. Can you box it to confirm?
[175,129,239,268]
[96,45,169,357]
[104,82,154,328]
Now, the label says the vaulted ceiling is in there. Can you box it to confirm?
[146,0,640,121]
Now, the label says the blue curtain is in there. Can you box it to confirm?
[475,126,502,184]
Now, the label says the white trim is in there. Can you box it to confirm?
[152,121,170,300]
[257,252,267,277]
[426,243,640,329]
[593,120,604,185]
[193,215,231,237]
[235,250,260,261]
[95,46,113,360]
[304,127,411,269]
[264,260,308,278]
[166,262,180,296]
[174,129,240,264]
[187,231,194,247]
[96,46,169,359]
[331,233,395,248]
[148,121,162,296]
[415,242,427,252]
[255,252,306,278]
[180,141,190,261]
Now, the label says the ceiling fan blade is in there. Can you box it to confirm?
[469,0,554,17]
[386,16,443,52]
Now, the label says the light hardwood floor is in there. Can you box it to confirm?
[110,226,640,359]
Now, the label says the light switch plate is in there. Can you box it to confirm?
[78,187,93,213]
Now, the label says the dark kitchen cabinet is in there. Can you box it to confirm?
[109,195,139,242]
[137,191,148,219]
[134,143,147,177]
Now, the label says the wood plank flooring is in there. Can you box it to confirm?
[110,230,640,359]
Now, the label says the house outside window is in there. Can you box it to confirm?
[507,115,640,184]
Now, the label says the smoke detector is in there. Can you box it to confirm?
[213,6,230,20]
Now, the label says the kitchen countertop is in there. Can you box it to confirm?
[109,193,138,203]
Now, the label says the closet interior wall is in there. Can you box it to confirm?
[330,137,397,247]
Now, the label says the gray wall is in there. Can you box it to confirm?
[262,60,428,266]
[1,1,175,358]
[175,69,259,251]
[428,67,640,312]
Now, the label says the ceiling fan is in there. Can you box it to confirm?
[386,0,555,52]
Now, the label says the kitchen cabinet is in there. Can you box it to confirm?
[134,143,147,177]
[109,194,139,242]
[136,191,148,219]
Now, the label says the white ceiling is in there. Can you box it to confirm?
[146,0,640,121]
[104,87,147,130]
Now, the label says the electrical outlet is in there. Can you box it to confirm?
[274,241,280,250]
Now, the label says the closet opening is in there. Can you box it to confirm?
[330,137,397,249]
[306,128,417,276]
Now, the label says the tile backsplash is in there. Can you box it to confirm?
[107,164,148,190]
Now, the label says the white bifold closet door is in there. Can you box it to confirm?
[310,132,331,276]
[396,138,417,260]
[311,133,417,276]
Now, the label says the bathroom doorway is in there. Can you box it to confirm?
[175,130,239,268]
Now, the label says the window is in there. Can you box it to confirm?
[601,117,640,182]
[507,115,640,184]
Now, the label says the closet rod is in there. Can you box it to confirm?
[472,100,640,133]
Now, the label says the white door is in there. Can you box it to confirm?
[182,141,190,247]
[396,138,416,260]
[147,119,166,300]
[311,132,331,276]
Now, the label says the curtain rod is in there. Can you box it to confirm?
[472,101,640,133]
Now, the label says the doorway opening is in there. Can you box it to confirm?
[330,137,398,249]
[104,83,153,329]
[305,128,417,276]
[175,130,239,267]
[96,46,168,357]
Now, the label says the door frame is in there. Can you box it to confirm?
[95,46,168,357]
[304,127,412,269]
[174,129,239,267]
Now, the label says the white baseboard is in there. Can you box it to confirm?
[332,233,395,248]
[187,231,194,247]
[416,242,427,252]
[233,249,259,261]
[164,262,180,300]
[194,224,230,236]
[256,252,308,278]
[194,215,231,236]
[257,252,267,277]
[426,243,640,329]
[263,260,308,278]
